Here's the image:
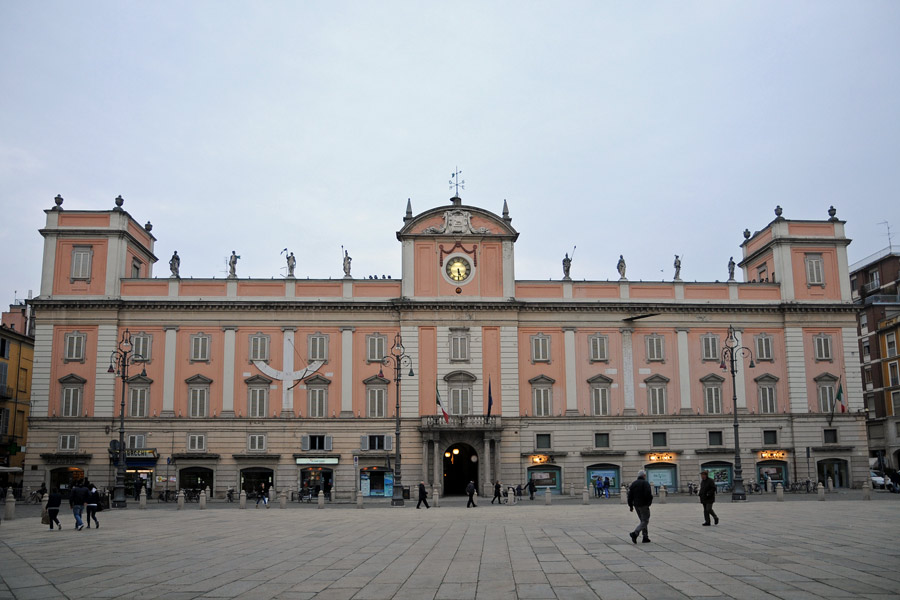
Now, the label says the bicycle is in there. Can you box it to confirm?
[157,489,177,502]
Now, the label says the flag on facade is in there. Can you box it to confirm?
[436,382,450,423]
[837,378,846,413]
[487,378,494,417]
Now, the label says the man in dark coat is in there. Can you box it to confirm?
[527,479,536,501]
[627,470,653,544]
[416,481,430,509]
[69,480,89,530]
[466,481,477,508]
[699,471,719,526]
[491,480,502,504]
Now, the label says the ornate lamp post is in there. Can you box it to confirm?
[720,325,755,501]
[381,333,414,507]
[107,329,145,508]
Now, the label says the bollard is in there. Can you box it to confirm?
[582,486,589,505]
[659,486,667,504]
[239,489,247,509]
[357,492,364,509]
[206,486,212,501]
[862,479,872,500]
[544,489,551,505]
[776,482,784,501]
[4,487,15,520]
[177,489,185,510]
[350,487,356,503]
[42,492,49,509]
[199,489,207,510]
[433,486,441,508]
[570,482,576,497]
[317,490,325,509]
[827,477,834,493]
[139,487,147,509]
[279,489,287,509]
[620,486,628,504]
[817,482,825,500]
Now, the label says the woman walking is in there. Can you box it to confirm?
[85,482,101,528]
[46,489,62,530]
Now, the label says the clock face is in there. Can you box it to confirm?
[446,257,471,282]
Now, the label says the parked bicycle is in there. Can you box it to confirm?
[157,489,177,503]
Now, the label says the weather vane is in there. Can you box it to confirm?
[449,167,465,197]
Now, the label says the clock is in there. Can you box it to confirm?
[446,256,471,282]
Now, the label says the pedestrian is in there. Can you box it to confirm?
[627,470,653,544]
[257,483,268,507]
[596,478,602,498]
[516,483,523,498]
[85,482,101,529]
[416,481,430,509]
[69,479,89,530]
[466,481,477,508]
[699,471,719,526]
[46,489,62,531]
[603,477,611,499]
[492,480,502,504]
[527,479,536,501]
[38,481,48,498]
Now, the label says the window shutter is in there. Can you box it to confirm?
[301,435,309,451]
[385,435,392,451]
[325,436,333,451]
[360,435,368,450]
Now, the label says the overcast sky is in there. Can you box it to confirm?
[2,2,898,307]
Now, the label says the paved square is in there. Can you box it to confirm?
[2,494,899,599]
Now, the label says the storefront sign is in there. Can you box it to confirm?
[759,450,787,460]
[530,455,550,464]
[126,448,159,458]
[647,453,674,462]
[295,457,339,465]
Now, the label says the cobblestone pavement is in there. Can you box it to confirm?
[2,493,899,600]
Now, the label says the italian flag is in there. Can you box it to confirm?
[436,382,450,423]
[837,379,846,413]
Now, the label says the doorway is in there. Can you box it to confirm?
[300,467,333,498]
[817,458,848,488]
[442,443,479,495]
[180,467,214,492]
[50,467,84,500]
[240,467,273,495]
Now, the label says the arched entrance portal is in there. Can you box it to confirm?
[443,443,478,495]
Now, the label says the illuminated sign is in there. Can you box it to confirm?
[295,457,339,465]
[647,453,674,462]
[531,455,550,464]
[759,450,787,460]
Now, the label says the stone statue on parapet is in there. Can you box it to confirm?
[343,250,352,278]
[673,255,681,280]
[169,251,180,278]
[286,252,296,278]
[728,256,736,281]
[562,253,572,280]
[228,251,240,278]
[617,255,627,280]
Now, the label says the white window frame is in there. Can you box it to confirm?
[805,253,824,286]
[249,333,270,362]
[589,334,609,362]
[646,334,665,362]
[61,384,82,417]
[648,384,667,415]
[132,333,152,362]
[701,334,720,361]
[248,434,267,451]
[303,434,332,451]
[887,333,897,358]
[308,333,329,362]
[367,386,386,418]
[308,386,327,418]
[532,385,552,416]
[59,434,78,451]
[63,331,86,362]
[366,334,387,362]
[449,329,469,362]
[591,385,610,416]
[863,342,871,362]
[189,385,209,417]
[449,385,471,416]
[755,334,774,361]
[70,246,93,281]
[704,384,723,415]
[362,434,391,451]
[248,386,268,418]
[817,381,836,413]
[129,385,149,417]
[190,333,211,362]
[187,433,206,451]
[814,334,833,361]
[531,334,550,363]
[759,384,776,414]
[859,313,868,334]
[127,434,146,448]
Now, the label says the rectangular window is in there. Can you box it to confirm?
[0,338,8,359]
[648,386,666,415]
[191,334,210,362]
[704,386,722,414]
[64,332,86,362]
[863,342,871,362]
[818,384,835,413]
[533,387,551,416]
[308,388,326,418]
[450,330,469,361]
[367,334,386,362]
[756,334,773,361]
[450,387,470,415]
[367,387,385,418]
[864,367,873,386]
[888,333,897,358]
[531,335,550,362]
[249,334,269,361]
[248,388,267,418]
[367,435,386,450]
[594,432,610,448]
[132,334,151,362]
[823,429,838,444]
[701,335,719,360]
[763,430,778,445]
[61,386,82,417]
[59,434,77,451]
[129,386,148,417]
[651,431,667,447]
[890,362,900,387]
[308,435,328,450]
[71,246,92,280]
[308,334,328,362]
[591,386,610,416]
[814,335,833,361]
[249,434,266,451]
[868,268,881,289]
[0,408,8,435]
[188,434,206,451]
[0,362,6,389]
[535,433,551,450]
[892,391,900,415]
[131,259,142,278]
[708,431,723,446]
[589,335,609,362]
[805,254,824,285]
[646,335,664,361]
[759,385,776,414]
[189,387,208,417]
[859,313,868,334]
[127,434,146,448]
[757,264,768,282]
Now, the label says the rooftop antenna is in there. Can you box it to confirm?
[878,221,893,252]
[449,167,465,198]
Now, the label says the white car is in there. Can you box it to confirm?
[870,471,886,489]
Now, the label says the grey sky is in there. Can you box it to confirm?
[2,2,898,306]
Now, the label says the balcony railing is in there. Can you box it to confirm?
[0,385,14,399]
[863,280,881,293]
[420,415,502,430]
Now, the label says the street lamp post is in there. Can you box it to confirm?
[107,329,145,508]
[720,325,755,502]
[381,333,414,507]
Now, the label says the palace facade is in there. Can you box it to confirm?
[23,195,867,499]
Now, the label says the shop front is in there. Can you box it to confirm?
[527,462,562,494]
[360,466,393,497]
[40,453,92,499]
[700,461,733,492]
[586,464,620,495]
[644,453,678,493]
[296,457,338,497]
[120,448,159,498]
[817,458,849,488]
[49,466,85,499]
[756,450,790,487]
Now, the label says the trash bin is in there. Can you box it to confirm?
[402,486,410,500]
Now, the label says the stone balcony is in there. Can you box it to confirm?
[419,415,502,432]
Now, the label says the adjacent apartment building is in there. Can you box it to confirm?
[1,300,34,489]
[22,195,867,499]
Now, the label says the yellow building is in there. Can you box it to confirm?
[0,302,34,491]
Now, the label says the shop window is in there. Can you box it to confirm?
[59,434,77,451]
[823,429,838,444]
[652,431,667,447]
[308,333,328,362]
[249,333,270,362]
[535,433,552,450]
[594,432,610,448]
[531,334,550,363]
[187,433,206,451]
[64,332,86,362]
[701,334,720,360]
[589,334,609,362]
[248,434,266,451]
[763,430,778,445]
[708,431,723,446]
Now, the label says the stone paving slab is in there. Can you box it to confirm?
[1,496,899,599]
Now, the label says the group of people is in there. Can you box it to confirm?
[627,469,718,544]
[595,476,611,498]
[40,480,103,531]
